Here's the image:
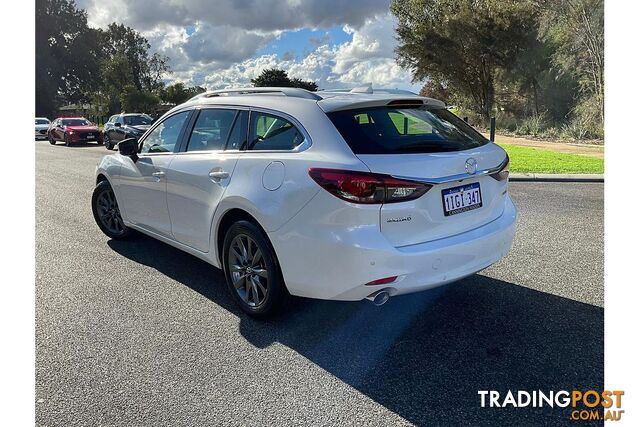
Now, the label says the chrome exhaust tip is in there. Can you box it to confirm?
[366,290,390,306]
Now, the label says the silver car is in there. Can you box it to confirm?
[35,117,50,140]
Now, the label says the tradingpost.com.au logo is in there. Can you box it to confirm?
[478,390,625,421]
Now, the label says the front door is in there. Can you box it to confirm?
[165,108,246,252]
[116,110,192,237]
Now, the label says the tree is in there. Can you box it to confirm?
[100,23,169,92]
[100,54,135,113]
[160,82,206,105]
[35,0,170,116]
[391,0,542,123]
[540,0,604,123]
[35,0,102,116]
[120,84,160,113]
[92,24,170,114]
[251,68,318,91]
[419,79,453,103]
[251,69,291,87]
[290,78,318,92]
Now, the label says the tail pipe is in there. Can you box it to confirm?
[366,289,391,306]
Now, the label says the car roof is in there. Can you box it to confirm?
[178,86,445,115]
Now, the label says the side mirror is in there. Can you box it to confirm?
[118,138,139,161]
[114,122,122,127]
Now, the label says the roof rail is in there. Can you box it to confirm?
[191,87,322,101]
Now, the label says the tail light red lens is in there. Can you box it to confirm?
[490,155,510,181]
[308,168,432,204]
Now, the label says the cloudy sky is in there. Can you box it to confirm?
[75,0,419,91]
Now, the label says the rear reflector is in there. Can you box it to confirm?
[308,168,432,204]
[365,276,398,286]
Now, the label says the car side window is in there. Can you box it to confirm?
[186,109,237,152]
[248,112,304,151]
[116,116,124,125]
[140,111,190,154]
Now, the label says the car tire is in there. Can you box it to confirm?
[222,220,288,318]
[91,180,133,239]
[48,135,56,145]
[104,134,113,150]
[64,133,70,147]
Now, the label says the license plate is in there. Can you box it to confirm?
[86,134,95,139]
[442,182,482,216]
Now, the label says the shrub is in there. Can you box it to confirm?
[560,122,590,140]
[515,113,548,137]
[541,127,560,139]
[561,96,604,141]
[496,112,518,132]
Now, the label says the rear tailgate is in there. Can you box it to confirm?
[357,143,508,247]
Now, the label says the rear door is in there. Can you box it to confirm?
[327,106,509,247]
[165,108,246,252]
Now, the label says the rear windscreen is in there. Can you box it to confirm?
[327,106,489,154]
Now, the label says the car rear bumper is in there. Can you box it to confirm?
[269,192,517,301]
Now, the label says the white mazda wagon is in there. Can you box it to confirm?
[92,86,516,317]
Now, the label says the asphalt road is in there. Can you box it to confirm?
[35,141,603,426]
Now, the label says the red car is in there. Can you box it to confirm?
[48,117,103,146]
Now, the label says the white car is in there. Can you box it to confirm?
[35,117,50,140]
[92,87,516,317]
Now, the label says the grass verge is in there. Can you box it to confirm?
[497,144,604,174]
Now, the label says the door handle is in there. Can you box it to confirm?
[209,170,230,180]
[152,171,165,178]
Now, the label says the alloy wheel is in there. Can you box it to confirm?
[227,234,269,307]
[96,189,125,235]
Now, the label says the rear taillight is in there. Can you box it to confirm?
[308,168,432,204]
[490,155,510,181]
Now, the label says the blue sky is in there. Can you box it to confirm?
[256,26,352,60]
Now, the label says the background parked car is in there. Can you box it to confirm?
[103,113,153,150]
[48,117,102,146]
[35,117,50,140]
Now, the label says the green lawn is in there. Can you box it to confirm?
[497,144,604,174]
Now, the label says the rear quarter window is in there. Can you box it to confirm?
[248,112,305,151]
[327,106,488,154]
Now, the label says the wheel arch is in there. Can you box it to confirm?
[215,208,271,268]
[96,173,109,185]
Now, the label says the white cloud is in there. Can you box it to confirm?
[194,14,419,91]
[73,0,418,91]
[77,0,390,32]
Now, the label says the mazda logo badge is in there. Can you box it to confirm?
[465,158,478,174]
